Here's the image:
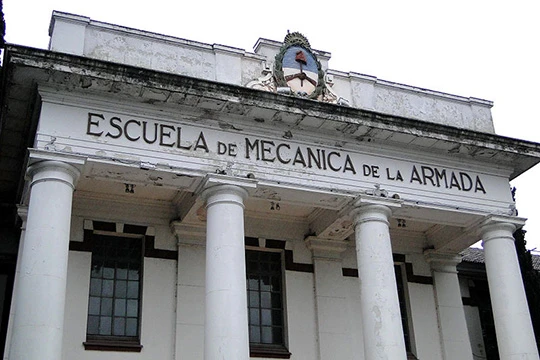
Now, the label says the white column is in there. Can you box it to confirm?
[481,217,540,360]
[201,178,254,360]
[9,160,80,360]
[352,198,407,360]
[425,252,473,360]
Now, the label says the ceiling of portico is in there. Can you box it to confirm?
[73,163,484,254]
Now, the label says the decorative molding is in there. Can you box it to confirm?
[342,254,433,285]
[70,220,178,260]
[424,250,462,274]
[83,340,142,352]
[285,250,314,273]
[250,344,291,359]
[245,237,313,273]
[304,236,348,259]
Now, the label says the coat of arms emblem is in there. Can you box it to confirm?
[247,32,348,105]
[274,32,324,99]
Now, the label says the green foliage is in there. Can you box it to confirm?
[1,0,5,47]
[514,227,540,350]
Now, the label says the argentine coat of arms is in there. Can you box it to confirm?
[247,32,347,105]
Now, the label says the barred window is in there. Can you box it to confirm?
[246,249,289,357]
[85,234,143,349]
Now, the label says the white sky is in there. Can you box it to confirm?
[3,0,539,249]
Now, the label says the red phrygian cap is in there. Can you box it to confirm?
[295,51,307,65]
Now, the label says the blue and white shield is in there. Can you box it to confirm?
[282,46,319,96]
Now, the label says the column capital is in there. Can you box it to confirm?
[196,174,257,202]
[479,215,526,245]
[169,220,205,246]
[304,236,348,260]
[28,149,85,170]
[424,250,462,273]
[351,195,401,227]
[27,160,81,188]
[353,194,403,209]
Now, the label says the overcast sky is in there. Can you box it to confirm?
[3,0,539,249]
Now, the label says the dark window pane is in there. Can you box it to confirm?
[261,309,272,326]
[272,310,283,325]
[261,292,271,308]
[247,278,259,291]
[261,326,273,344]
[116,267,128,280]
[99,316,112,335]
[249,308,259,325]
[89,278,102,297]
[272,327,283,343]
[88,296,100,315]
[126,318,138,336]
[101,298,113,316]
[260,276,271,291]
[102,280,114,297]
[249,291,259,307]
[91,265,103,278]
[128,268,139,281]
[87,315,99,334]
[103,267,115,279]
[115,280,127,298]
[127,281,139,299]
[271,277,281,292]
[250,326,261,343]
[271,293,282,308]
[260,262,270,272]
[113,317,126,336]
[247,261,259,273]
[127,299,138,317]
[115,299,126,317]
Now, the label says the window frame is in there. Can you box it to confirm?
[394,262,416,356]
[83,230,144,352]
[245,246,291,359]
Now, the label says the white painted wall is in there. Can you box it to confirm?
[408,282,443,359]
[58,197,463,360]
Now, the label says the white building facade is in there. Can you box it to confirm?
[1,11,539,360]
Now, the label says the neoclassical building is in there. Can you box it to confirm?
[0,11,539,360]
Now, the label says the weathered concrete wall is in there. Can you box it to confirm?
[48,11,495,133]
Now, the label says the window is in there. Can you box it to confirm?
[395,264,412,353]
[246,249,290,358]
[84,234,143,351]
